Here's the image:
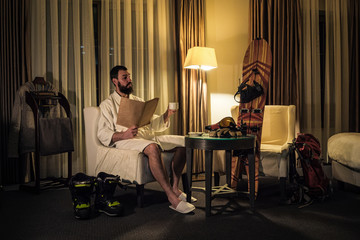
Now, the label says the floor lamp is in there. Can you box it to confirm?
[184,47,218,130]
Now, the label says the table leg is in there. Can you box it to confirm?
[248,149,255,211]
[205,150,213,217]
[67,151,72,185]
[186,147,193,203]
[35,151,40,193]
[225,150,232,187]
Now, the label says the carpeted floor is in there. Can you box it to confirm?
[0,176,359,240]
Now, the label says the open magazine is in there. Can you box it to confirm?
[116,97,159,128]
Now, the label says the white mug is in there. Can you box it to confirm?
[169,102,179,110]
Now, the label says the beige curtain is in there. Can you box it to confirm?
[299,0,322,139]
[250,0,301,130]
[99,0,178,134]
[292,0,359,156]
[178,0,206,135]
[322,0,359,152]
[324,0,349,139]
[177,0,206,173]
[30,0,97,177]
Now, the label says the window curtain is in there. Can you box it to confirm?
[300,0,359,156]
[0,0,31,184]
[176,0,206,173]
[250,0,301,131]
[322,0,360,150]
[30,0,97,178]
[299,0,322,141]
[98,0,178,134]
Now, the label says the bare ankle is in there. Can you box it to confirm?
[169,195,181,207]
[172,188,182,197]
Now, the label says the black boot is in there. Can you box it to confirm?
[69,173,95,219]
[95,172,124,217]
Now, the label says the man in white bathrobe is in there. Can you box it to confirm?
[97,65,196,214]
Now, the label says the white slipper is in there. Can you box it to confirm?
[169,201,195,214]
[178,192,197,203]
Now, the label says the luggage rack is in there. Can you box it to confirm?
[20,91,73,193]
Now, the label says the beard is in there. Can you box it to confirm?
[118,82,133,95]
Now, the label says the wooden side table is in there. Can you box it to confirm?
[185,134,256,216]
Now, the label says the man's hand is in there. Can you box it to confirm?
[111,126,138,144]
[123,126,138,139]
[163,108,177,123]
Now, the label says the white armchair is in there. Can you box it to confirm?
[83,107,185,207]
[213,105,296,179]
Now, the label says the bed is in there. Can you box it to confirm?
[327,132,360,187]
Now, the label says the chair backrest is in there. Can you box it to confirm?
[261,105,295,145]
[83,107,101,176]
[231,105,296,146]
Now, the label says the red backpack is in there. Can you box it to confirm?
[288,133,330,206]
[295,133,329,196]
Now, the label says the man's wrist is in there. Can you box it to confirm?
[163,110,169,123]
[112,131,123,143]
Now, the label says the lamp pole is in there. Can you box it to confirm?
[198,68,202,131]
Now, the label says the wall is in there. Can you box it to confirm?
[205,0,250,123]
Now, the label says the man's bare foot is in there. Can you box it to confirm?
[168,194,182,209]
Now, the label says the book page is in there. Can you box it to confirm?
[116,97,159,128]
[138,98,159,127]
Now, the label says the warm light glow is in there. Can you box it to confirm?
[184,47,218,71]
[210,93,237,123]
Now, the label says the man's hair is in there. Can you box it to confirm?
[110,65,128,83]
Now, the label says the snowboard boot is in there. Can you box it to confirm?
[95,172,124,217]
[69,173,96,219]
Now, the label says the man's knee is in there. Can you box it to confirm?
[144,143,161,157]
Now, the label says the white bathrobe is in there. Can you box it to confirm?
[97,91,184,152]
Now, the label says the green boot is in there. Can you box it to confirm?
[95,172,124,217]
[69,173,95,219]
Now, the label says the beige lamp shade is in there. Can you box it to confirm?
[184,47,218,71]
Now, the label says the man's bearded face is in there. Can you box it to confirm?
[118,81,133,95]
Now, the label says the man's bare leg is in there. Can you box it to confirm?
[170,147,186,196]
[143,143,181,208]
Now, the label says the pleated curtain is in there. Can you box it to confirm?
[300,0,359,155]
[99,0,178,134]
[300,0,323,142]
[98,0,208,174]
[250,0,301,127]
[323,0,360,150]
[29,0,178,178]
[0,0,31,184]
[177,0,206,173]
[30,0,96,178]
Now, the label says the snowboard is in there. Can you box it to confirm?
[231,39,272,196]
